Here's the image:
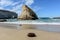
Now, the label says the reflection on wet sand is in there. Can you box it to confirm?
[0,24,60,40]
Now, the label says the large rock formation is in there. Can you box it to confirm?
[0,10,17,19]
[19,5,38,20]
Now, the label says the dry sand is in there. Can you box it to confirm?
[0,24,60,40]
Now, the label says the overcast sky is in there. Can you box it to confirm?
[0,0,60,17]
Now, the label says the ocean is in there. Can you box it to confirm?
[1,18,60,32]
[6,18,60,23]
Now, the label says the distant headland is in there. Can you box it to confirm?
[0,10,17,22]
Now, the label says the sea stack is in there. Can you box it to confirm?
[19,5,38,20]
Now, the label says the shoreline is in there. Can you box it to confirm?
[0,24,60,40]
[0,23,60,32]
[0,27,60,40]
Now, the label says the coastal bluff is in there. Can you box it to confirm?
[19,5,38,20]
[0,10,17,22]
[0,10,17,19]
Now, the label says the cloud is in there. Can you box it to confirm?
[0,0,41,17]
[0,0,34,16]
[25,0,34,5]
[33,6,41,12]
[10,4,23,16]
[0,7,4,9]
[0,0,13,6]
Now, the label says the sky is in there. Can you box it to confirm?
[0,0,60,17]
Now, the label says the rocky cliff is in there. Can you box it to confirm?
[0,10,17,19]
[19,5,38,20]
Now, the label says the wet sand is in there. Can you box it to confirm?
[0,24,60,40]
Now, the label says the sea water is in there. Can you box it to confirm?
[6,18,60,23]
[4,18,60,32]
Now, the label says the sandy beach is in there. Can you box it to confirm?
[0,24,60,40]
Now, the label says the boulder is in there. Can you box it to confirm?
[0,10,17,19]
[19,5,38,20]
[27,33,37,37]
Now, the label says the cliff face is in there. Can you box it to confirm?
[0,10,17,19]
[19,5,38,20]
